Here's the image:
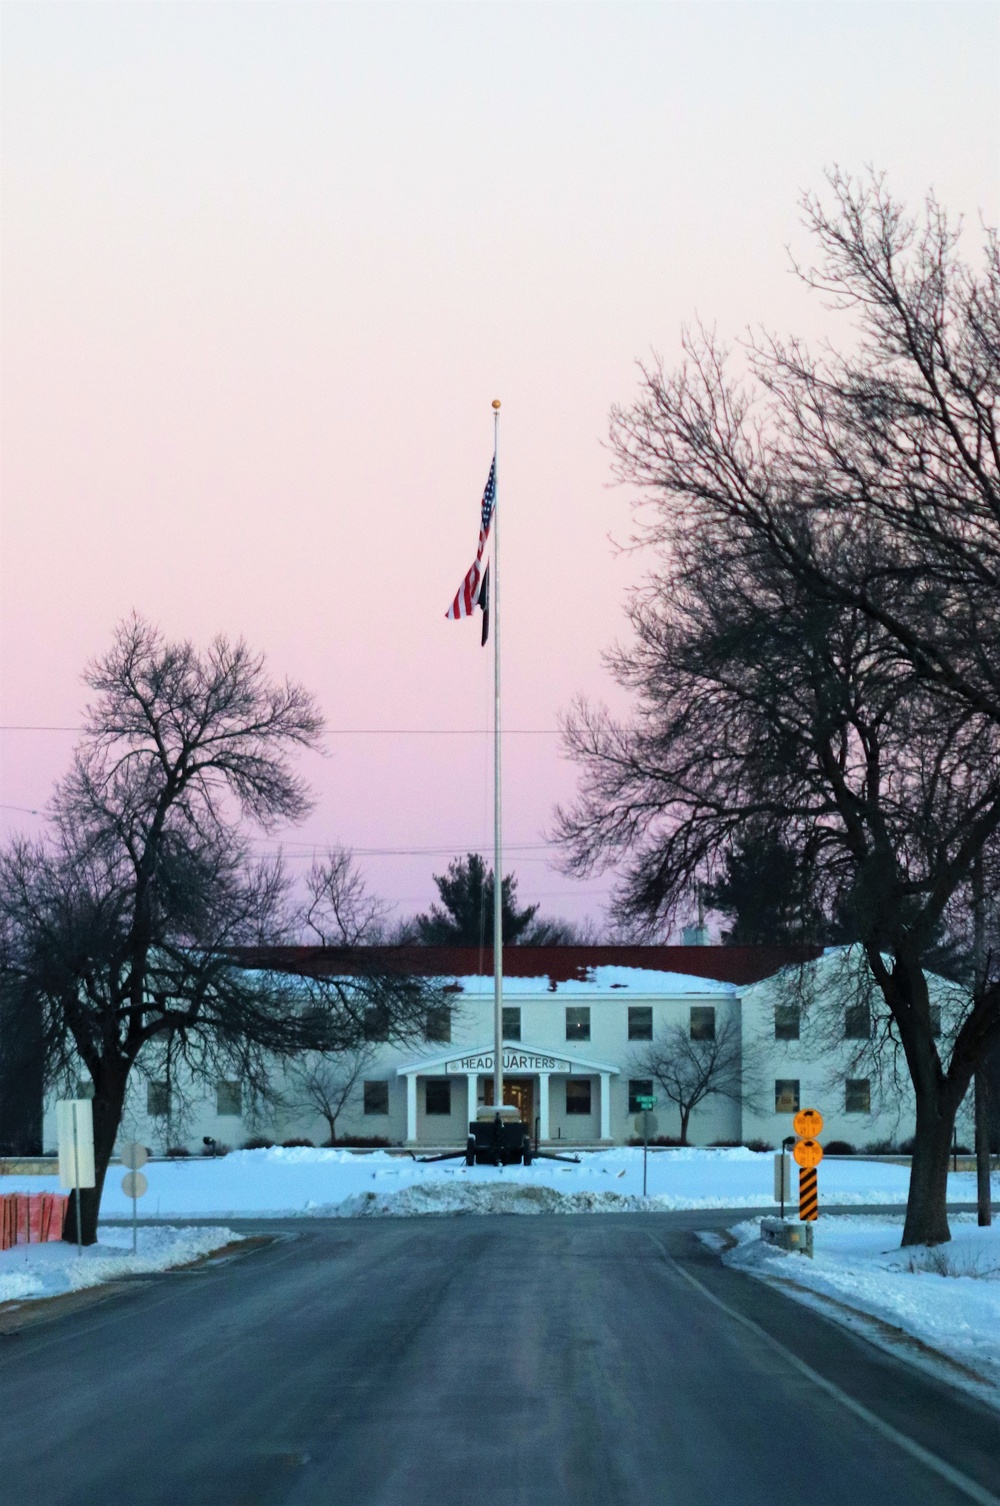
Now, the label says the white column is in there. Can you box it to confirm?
[537,1073,550,1141]
[405,1073,418,1144]
[599,1073,611,1142]
[466,1074,478,1124]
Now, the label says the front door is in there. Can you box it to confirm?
[484,1077,534,1128]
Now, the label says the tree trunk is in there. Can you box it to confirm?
[901,1093,955,1247]
[678,1107,690,1146]
[975,1070,993,1228]
[63,1067,129,1246]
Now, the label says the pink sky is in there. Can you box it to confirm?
[2,2,998,932]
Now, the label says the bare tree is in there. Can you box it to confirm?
[286,1043,377,1144]
[299,848,393,945]
[558,172,1000,1244]
[0,617,437,1242]
[631,1017,751,1145]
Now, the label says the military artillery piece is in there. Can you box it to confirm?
[412,1104,579,1167]
[466,1105,532,1167]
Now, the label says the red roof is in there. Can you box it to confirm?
[236,943,820,987]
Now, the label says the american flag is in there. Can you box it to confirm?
[445,458,496,622]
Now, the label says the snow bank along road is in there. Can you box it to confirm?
[0,1214,997,1506]
[0,1143,986,1217]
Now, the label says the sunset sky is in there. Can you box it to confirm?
[2,1,998,934]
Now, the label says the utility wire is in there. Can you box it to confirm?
[0,725,561,735]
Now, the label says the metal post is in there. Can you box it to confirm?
[975,1072,993,1228]
[72,1109,82,1258]
[643,1111,649,1197]
[973,856,992,1226]
[491,400,503,1118]
[132,1187,138,1254]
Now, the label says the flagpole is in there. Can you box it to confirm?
[491,400,504,1118]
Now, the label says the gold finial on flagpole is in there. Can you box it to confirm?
[492,399,501,410]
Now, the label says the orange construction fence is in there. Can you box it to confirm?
[0,1193,69,1250]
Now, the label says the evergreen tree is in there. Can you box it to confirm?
[414,854,574,945]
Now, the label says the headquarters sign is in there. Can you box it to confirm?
[445,1051,577,1075]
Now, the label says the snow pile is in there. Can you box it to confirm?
[330,1183,653,1217]
[0,1225,243,1306]
[725,1215,1000,1399]
[0,1146,985,1219]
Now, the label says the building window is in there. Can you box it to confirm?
[690,1006,716,1041]
[502,1007,521,1041]
[774,1005,800,1041]
[566,1079,592,1115]
[628,1007,653,1041]
[845,1004,871,1040]
[929,1005,942,1039]
[774,1079,800,1114]
[76,1078,95,1100]
[216,1081,242,1117]
[363,1005,390,1042]
[363,1080,389,1116]
[845,1079,871,1114]
[425,1006,451,1044]
[147,1082,171,1117]
[628,1079,655,1114]
[566,1007,590,1042]
[425,1080,452,1116]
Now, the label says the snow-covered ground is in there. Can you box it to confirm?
[722,1215,1000,1406]
[0,1225,244,1307]
[0,1145,990,1219]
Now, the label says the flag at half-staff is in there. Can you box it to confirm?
[445,457,495,642]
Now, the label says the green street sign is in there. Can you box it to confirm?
[636,1096,656,1111]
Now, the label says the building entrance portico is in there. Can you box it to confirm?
[483,1076,533,1127]
[397,1044,619,1146]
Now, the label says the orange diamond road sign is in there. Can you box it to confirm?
[793,1108,824,1138]
[793,1138,824,1169]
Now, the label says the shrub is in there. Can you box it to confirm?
[744,1138,774,1153]
[326,1135,392,1148]
[241,1136,275,1150]
[281,1137,314,1148]
[201,1140,230,1156]
[863,1138,900,1155]
[825,1140,856,1155]
[165,1145,190,1158]
[626,1134,684,1147]
[710,1139,742,1148]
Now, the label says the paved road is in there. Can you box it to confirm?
[0,1214,996,1506]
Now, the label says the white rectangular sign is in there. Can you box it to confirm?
[56,1099,96,1190]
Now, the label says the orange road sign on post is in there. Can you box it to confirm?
[793,1108,824,1139]
[792,1138,824,1169]
[799,1167,819,1222]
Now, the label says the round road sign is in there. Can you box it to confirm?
[120,1142,149,1171]
[121,1170,148,1199]
[792,1139,824,1169]
[793,1108,824,1139]
[633,1113,659,1137]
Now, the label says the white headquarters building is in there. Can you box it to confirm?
[44,945,973,1157]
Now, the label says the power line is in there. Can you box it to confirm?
[0,725,561,736]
